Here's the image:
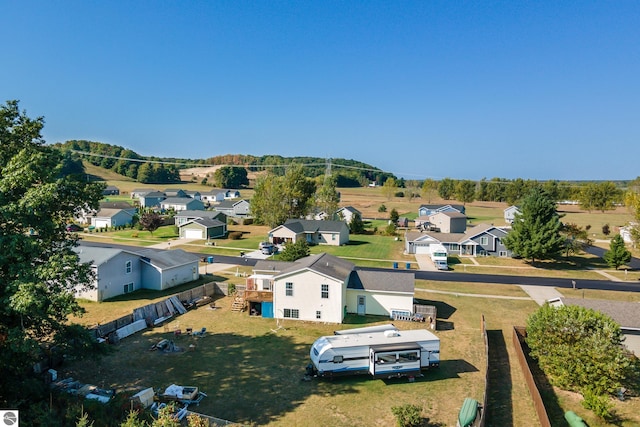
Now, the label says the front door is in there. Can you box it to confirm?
[357,295,366,316]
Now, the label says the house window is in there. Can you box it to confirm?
[321,284,329,299]
[125,261,132,274]
[285,282,293,296]
[283,308,299,319]
[499,251,508,257]
[316,311,322,320]
[332,234,336,241]
[123,283,133,293]
[480,236,488,245]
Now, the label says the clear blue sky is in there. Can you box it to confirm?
[1,1,639,181]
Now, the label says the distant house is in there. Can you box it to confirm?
[223,189,241,200]
[269,219,350,246]
[77,202,136,225]
[418,204,465,217]
[178,218,227,239]
[102,185,120,196]
[90,208,135,228]
[427,211,467,233]
[200,190,224,204]
[131,188,156,199]
[160,197,205,212]
[336,206,362,224]
[504,205,521,224]
[174,210,227,227]
[184,190,202,200]
[163,189,188,198]
[405,223,512,257]
[397,217,409,228]
[139,191,167,208]
[75,246,200,301]
[244,253,415,323]
[214,199,251,217]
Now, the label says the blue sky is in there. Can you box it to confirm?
[1,1,639,181]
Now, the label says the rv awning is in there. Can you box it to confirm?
[370,342,421,353]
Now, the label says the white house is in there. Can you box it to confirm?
[336,206,362,224]
[504,205,521,224]
[247,253,415,324]
[160,197,205,212]
[90,208,135,228]
[269,219,350,246]
[75,246,200,301]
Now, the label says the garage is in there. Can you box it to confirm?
[414,245,431,255]
[183,229,203,239]
[94,220,110,229]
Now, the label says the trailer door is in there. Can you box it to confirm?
[357,295,366,316]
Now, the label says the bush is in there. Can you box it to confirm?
[391,404,422,427]
[582,388,614,420]
[384,223,397,236]
[131,232,139,238]
[378,204,387,213]
[228,231,242,240]
[394,191,405,197]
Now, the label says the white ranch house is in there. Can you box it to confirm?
[269,219,350,246]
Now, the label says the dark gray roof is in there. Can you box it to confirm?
[100,201,136,210]
[93,208,134,218]
[276,253,354,282]
[420,204,465,212]
[142,191,166,198]
[560,298,640,330]
[136,248,200,269]
[188,218,225,228]
[175,210,225,220]
[282,219,347,233]
[349,269,415,293]
[75,246,134,266]
[161,197,199,205]
[464,224,508,239]
[253,260,296,272]
[216,200,238,209]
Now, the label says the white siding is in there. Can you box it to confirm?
[346,290,413,317]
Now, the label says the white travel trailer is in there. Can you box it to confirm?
[430,244,448,270]
[310,325,440,379]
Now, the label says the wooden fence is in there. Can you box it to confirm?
[512,326,551,427]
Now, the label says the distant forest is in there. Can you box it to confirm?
[54,140,394,186]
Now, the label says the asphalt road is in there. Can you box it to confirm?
[78,241,640,293]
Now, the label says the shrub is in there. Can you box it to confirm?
[378,204,387,213]
[394,191,405,197]
[131,232,139,238]
[391,404,422,427]
[384,223,397,236]
[229,231,242,240]
[582,388,614,420]
[227,283,236,295]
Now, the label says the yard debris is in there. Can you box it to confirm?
[158,384,207,406]
[150,339,182,353]
[50,377,115,404]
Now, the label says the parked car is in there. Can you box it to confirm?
[66,224,83,232]
[261,244,277,255]
[258,241,271,249]
[435,260,448,271]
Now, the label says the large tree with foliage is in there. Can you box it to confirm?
[214,165,249,188]
[604,234,631,270]
[503,188,565,264]
[455,179,476,205]
[437,177,455,200]
[578,181,621,213]
[139,212,163,235]
[381,177,397,200]
[560,223,592,258]
[315,174,341,220]
[526,304,638,396]
[421,178,438,203]
[0,101,105,414]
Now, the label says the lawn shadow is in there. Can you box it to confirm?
[345,240,369,246]
[486,330,513,426]
[429,359,479,380]
[103,277,223,302]
[342,314,393,325]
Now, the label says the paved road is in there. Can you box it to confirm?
[78,241,640,293]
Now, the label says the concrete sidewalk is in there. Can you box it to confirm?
[519,285,563,306]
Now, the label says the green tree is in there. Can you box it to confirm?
[349,213,365,234]
[437,177,455,200]
[282,164,317,220]
[279,240,310,261]
[139,212,163,235]
[136,162,153,183]
[420,178,438,203]
[579,181,621,213]
[502,188,565,264]
[604,234,631,270]
[214,166,249,188]
[561,223,592,258]
[391,404,423,427]
[526,304,638,396]
[315,174,341,220]
[389,208,400,224]
[250,172,287,227]
[455,179,476,205]
[0,101,104,414]
[382,177,398,200]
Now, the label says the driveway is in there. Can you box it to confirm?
[414,254,437,271]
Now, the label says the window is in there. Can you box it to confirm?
[332,355,343,363]
[125,261,132,274]
[321,284,329,299]
[285,282,293,296]
[123,283,133,293]
[332,234,336,241]
[316,311,322,320]
[398,351,419,362]
[499,251,508,257]
[480,236,488,245]
[283,308,299,319]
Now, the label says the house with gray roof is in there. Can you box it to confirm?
[178,217,227,239]
[428,211,467,233]
[174,210,227,227]
[336,206,361,224]
[504,205,521,224]
[405,223,512,257]
[102,185,120,196]
[246,253,414,323]
[549,297,640,356]
[418,204,466,217]
[269,219,349,246]
[131,188,156,199]
[90,208,135,229]
[74,246,200,301]
[213,199,251,217]
[160,197,205,212]
[139,191,167,208]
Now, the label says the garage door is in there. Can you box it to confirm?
[94,220,110,229]
[415,245,431,254]
[184,229,203,239]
